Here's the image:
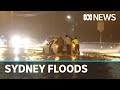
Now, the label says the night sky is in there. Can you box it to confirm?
[0,11,119,42]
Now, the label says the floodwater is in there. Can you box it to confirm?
[0,48,120,79]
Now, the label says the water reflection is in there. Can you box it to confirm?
[0,48,7,60]
[0,47,120,79]
[55,56,60,61]
[14,48,18,55]
[103,62,120,79]
[0,47,120,61]
[71,56,77,60]
[0,54,5,60]
[14,55,20,60]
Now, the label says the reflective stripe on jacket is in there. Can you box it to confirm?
[72,39,79,44]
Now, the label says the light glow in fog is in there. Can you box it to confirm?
[10,35,31,49]
[14,48,19,55]
[107,53,120,57]
[11,35,21,48]
[23,38,30,49]
[14,55,20,60]
[24,49,28,53]
[80,52,84,56]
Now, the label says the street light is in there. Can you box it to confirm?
[66,15,76,31]
[67,15,71,20]
[66,15,76,36]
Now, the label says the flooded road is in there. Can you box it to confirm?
[0,47,120,79]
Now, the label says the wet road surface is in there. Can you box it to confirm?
[0,48,120,79]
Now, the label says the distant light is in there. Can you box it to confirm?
[101,46,103,48]
[23,38,30,49]
[38,48,43,51]
[67,15,71,19]
[24,49,28,53]
[44,40,48,44]
[80,52,84,56]
[11,35,31,49]
[111,54,120,57]
[14,48,19,55]
[11,35,21,48]
[1,36,4,37]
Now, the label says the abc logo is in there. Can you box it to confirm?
[83,14,116,21]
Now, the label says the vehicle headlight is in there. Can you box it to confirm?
[14,48,19,54]
[11,35,21,48]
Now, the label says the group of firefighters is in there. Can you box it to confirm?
[55,34,80,56]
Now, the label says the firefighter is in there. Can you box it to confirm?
[72,37,80,55]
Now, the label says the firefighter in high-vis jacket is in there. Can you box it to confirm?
[72,37,80,55]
